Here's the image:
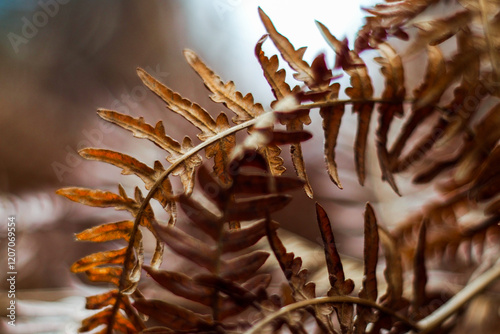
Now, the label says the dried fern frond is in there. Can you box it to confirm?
[56,2,500,333]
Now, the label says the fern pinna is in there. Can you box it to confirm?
[58,1,500,333]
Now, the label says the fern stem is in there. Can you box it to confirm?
[417,259,500,333]
[295,98,414,110]
[243,296,418,334]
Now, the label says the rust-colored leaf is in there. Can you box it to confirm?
[175,136,203,195]
[354,203,379,333]
[97,109,182,155]
[374,43,405,195]
[287,123,313,198]
[268,130,312,145]
[255,34,300,102]
[411,10,472,51]
[315,203,353,294]
[259,8,315,87]
[143,266,213,306]
[79,308,113,332]
[266,219,295,275]
[260,144,286,176]
[177,194,222,240]
[378,226,403,307]
[97,109,201,195]
[80,148,155,187]
[364,0,440,28]
[152,222,217,272]
[231,174,304,196]
[318,21,374,185]
[412,220,428,312]
[137,67,217,141]
[71,247,127,273]
[254,35,314,196]
[316,203,355,333]
[80,149,175,210]
[78,300,145,334]
[320,104,344,189]
[221,219,279,253]
[85,291,118,311]
[194,274,257,304]
[75,221,133,243]
[225,194,292,221]
[133,299,213,331]
[56,187,138,213]
[360,203,379,301]
[456,103,500,184]
[85,266,122,286]
[389,46,445,164]
[205,113,236,185]
[184,49,264,123]
[221,251,270,282]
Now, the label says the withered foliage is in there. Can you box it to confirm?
[58,1,500,333]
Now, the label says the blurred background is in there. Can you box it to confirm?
[0,1,397,333]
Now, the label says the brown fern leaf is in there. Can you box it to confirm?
[56,186,138,212]
[310,53,348,191]
[412,220,428,316]
[79,148,175,218]
[353,203,379,333]
[137,67,217,141]
[258,8,316,88]
[389,46,445,168]
[316,203,355,332]
[137,67,241,188]
[374,43,405,195]
[205,113,236,185]
[364,0,441,28]
[320,101,345,189]
[97,109,202,195]
[314,22,353,189]
[378,227,404,309]
[454,103,500,184]
[79,295,145,334]
[412,47,481,111]
[410,10,472,53]
[134,299,214,331]
[430,28,481,149]
[255,35,313,197]
[184,49,264,123]
[317,21,375,186]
